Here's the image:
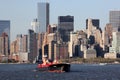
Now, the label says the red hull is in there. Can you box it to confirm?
[37,63,70,72]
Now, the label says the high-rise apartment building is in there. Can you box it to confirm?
[110,11,120,31]
[58,15,74,42]
[37,2,49,32]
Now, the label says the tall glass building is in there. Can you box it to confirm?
[0,20,10,38]
[37,2,49,33]
[58,15,74,42]
[110,11,120,31]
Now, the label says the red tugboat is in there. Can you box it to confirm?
[37,57,70,72]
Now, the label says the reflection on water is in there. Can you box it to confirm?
[0,64,120,80]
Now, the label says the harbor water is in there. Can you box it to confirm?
[0,63,120,80]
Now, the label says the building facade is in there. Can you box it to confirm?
[84,48,96,59]
[37,33,45,60]
[0,33,9,56]
[69,32,78,57]
[86,19,100,30]
[31,19,39,33]
[0,20,10,56]
[110,11,120,31]
[109,32,120,54]
[28,29,37,63]
[0,20,10,39]
[58,15,74,42]
[54,43,68,60]
[38,2,49,32]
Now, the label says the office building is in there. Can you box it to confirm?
[28,29,37,63]
[22,35,28,52]
[102,24,113,51]
[31,19,39,33]
[0,20,10,56]
[84,48,96,59]
[16,34,22,52]
[58,15,74,42]
[0,33,9,56]
[69,32,78,57]
[0,20,10,38]
[37,33,45,60]
[54,43,68,60]
[87,18,102,44]
[10,40,18,60]
[48,41,56,60]
[109,32,120,54]
[110,11,120,31]
[86,19,100,29]
[38,2,49,32]
[10,40,17,55]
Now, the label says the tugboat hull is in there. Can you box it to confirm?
[37,63,70,72]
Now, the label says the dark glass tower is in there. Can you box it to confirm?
[0,20,10,39]
[58,15,74,42]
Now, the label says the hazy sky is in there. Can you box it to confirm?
[0,0,120,41]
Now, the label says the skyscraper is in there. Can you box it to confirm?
[0,20,10,39]
[31,19,39,33]
[28,29,37,63]
[86,18,102,44]
[110,11,120,31]
[37,2,49,33]
[0,33,9,56]
[0,20,10,56]
[86,19,99,29]
[58,15,74,42]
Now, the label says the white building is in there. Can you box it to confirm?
[104,53,116,59]
[68,32,78,57]
[31,19,39,33]
[109,32,120,54]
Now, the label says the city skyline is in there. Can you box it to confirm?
[0,0,120,41]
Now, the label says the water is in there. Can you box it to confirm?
[0,63,120,80]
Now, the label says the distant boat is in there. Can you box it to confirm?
[114,61,119,64]
[99,63,107,65]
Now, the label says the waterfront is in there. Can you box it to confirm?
[0,64,120,80]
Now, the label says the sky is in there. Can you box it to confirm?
[0,0,120,41]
